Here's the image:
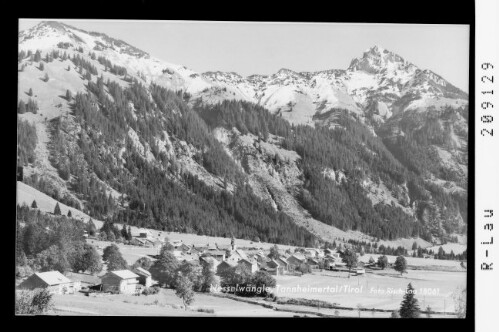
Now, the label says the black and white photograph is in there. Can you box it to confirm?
[15,19,470,318]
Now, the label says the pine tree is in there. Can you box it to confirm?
[18,50,26,62]
[269,244,280,259]
[31,200,38,209]
[394,256,408,276]
[399,283,420,318]
[18,100,26,114]
[426,305,432,318]
[28,88,33,97]
[34,50,41,62]
[107,231,116,242]
[127,226,133,240]
[121,224,129,241]
[39,62,44,71]
[87,218,97,236]
[66,89,72,101]
[54,203,61,215]
[67,210,72,218]
[43,73,49,82]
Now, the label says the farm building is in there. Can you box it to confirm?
[265,260,279,269]
[130,238,148,247]
[200,256,220,271]
[206,243,218,251]
[238,258,258,273]
[65,272,100,290]
[216,260,238,275]
[101,270,140,294]
[226,249,247,263]
[171,240,184,249]
[138,229,152,238]
[18,271,77,295]
[217,244,232,252]
[275,257,289,271]
[133,267,152,287]
[179,253,200,263]
[148,239,163,247]
[304,249,320,257]
[178,243,191,252]
[307,258,320,269]
[263,260,285,275]
[207,250,226,262]
[190,246,203,255]
[286,254,306,270]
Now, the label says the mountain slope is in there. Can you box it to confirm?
[17,21,468,248]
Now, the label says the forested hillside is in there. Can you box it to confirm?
[17,21,468,249]
[196,100,466,241]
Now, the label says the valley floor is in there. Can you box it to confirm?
[273,269,465,314]
[48,289,297,317]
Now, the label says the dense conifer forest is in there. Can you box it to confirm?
[17,54,466,245]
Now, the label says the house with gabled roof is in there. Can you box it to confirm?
[261,259,285,276]
[101,270,140,294]
[133,267,152,287]
[178,243,191,252]
[65,272,100,290]
[18,271,76,295]
[286,254,306,271]
[206,243,218,251]
[131,237,148,247]
[206,250,226,262]
[216,244,232,252]
[199,256,220,271]
[307,257,320,269]
[275,257,289,271]
[235,249,248,259]
[216,260,238,275]
[238,258,258,273]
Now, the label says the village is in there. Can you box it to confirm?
[16,225,467,317]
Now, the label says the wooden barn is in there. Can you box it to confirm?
[216,260,237,275]
[238,258,258,273]
[18,271,76,295]
[65,272,100,290]
[307,258,320,269]
[200,256,220,271]
[286,254,306,271]
[133,267,152,287]
[263,260,284,275]
[101,270,140,294]
[208,250,226,262]
[275,257,289,271]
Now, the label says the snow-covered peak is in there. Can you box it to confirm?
[18,21,468,128]
[348,45,409,74]
[365,44,386,54]
[19,21,150,59]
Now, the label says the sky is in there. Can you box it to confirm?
[19,20,470,92]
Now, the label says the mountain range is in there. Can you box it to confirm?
[17,21,468,250]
